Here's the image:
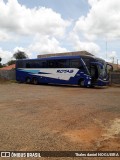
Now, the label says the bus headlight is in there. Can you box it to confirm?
[88,81,91,85]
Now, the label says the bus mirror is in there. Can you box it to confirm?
[107,64,113,72]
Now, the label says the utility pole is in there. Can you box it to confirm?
[117,59,119,70]
[112,57,114,64]
[106,40,108,60]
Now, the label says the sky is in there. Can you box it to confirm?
[0,0,120,64]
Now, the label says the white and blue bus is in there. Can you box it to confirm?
[16,55,113,87]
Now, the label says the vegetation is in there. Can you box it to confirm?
[0,57,2,68]
[13,50,28,60]
[0,51,28,68]
[7,60,16,66]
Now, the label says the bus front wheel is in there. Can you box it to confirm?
[79,79,85,87]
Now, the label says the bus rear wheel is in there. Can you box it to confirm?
[32,78,38,85]
[26,77,31,84]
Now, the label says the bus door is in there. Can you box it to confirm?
[90,62,103,80]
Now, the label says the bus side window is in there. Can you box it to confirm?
[82,57,91,70]
[42,61,47,68]
[34,62,40,68]
[48,61,56,68]
[34,61,47,68]
[16,61,24,68]
[26,63,31,68]
[70,59,81,68]
[57,59,70,68]
[57,60,64,68]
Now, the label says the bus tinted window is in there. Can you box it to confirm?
[26,62,30,68]
[82,57,93,70]
[57,59,70,68]
[42,61,47,68]
[36,61,47,68]
[24,58,83,68]
[70,59,80,68]
[82,58,90,66]
[16,61,24,68]
[47,60,56,68]
[26,62,37,68]
[26,61,48,68]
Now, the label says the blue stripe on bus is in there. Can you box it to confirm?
[18,69,40,74]
[18,69,50,74]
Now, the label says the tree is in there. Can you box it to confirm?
[7,60,16,66]
[13,50,28,60]
[0,57,2,68]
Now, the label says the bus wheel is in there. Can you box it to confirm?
[32,78,38,85]
[26,77,31,84]
[79,79,85,87]
[90,85,95,88]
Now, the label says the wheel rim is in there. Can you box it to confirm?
[33,78,38,85]
[26,78,30,83]
[80,80,84,87]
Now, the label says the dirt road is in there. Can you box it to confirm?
[0,82,120,159]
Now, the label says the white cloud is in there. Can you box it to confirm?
[75,0,120,40]
[0,30,11,41]
[109,51,117,58]
[0,0,70,63]
[28,35,68,57]
[1,0,119,64]
[12,35,68,60]
[69,32,100,54]
[13,46,32,58]
[0,47,13,63]
[88,0,99,6]
[108,51,117,62]
[105,51,118,63]
[13,47,26,53]
[0,46,32,63]
[0,0,70,39]
[74,41,100,54]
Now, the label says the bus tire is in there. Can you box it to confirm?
[26,77,31,84]
[79,79,85,87]
[32,77,38,85]
[90,85,95,88]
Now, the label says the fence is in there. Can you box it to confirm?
[110,72,120,85]
[0,70,16,80]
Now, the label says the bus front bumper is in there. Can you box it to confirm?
[95,78,109,86]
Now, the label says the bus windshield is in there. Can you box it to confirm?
[96,59,107,78]
[82,56,108,79]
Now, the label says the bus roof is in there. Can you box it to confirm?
[37,51,94,58]
[16,54,106,64]
[16,55,83,61]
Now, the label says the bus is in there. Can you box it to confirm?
[16,55,113,87]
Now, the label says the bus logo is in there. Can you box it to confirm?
[57,70,74,73]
